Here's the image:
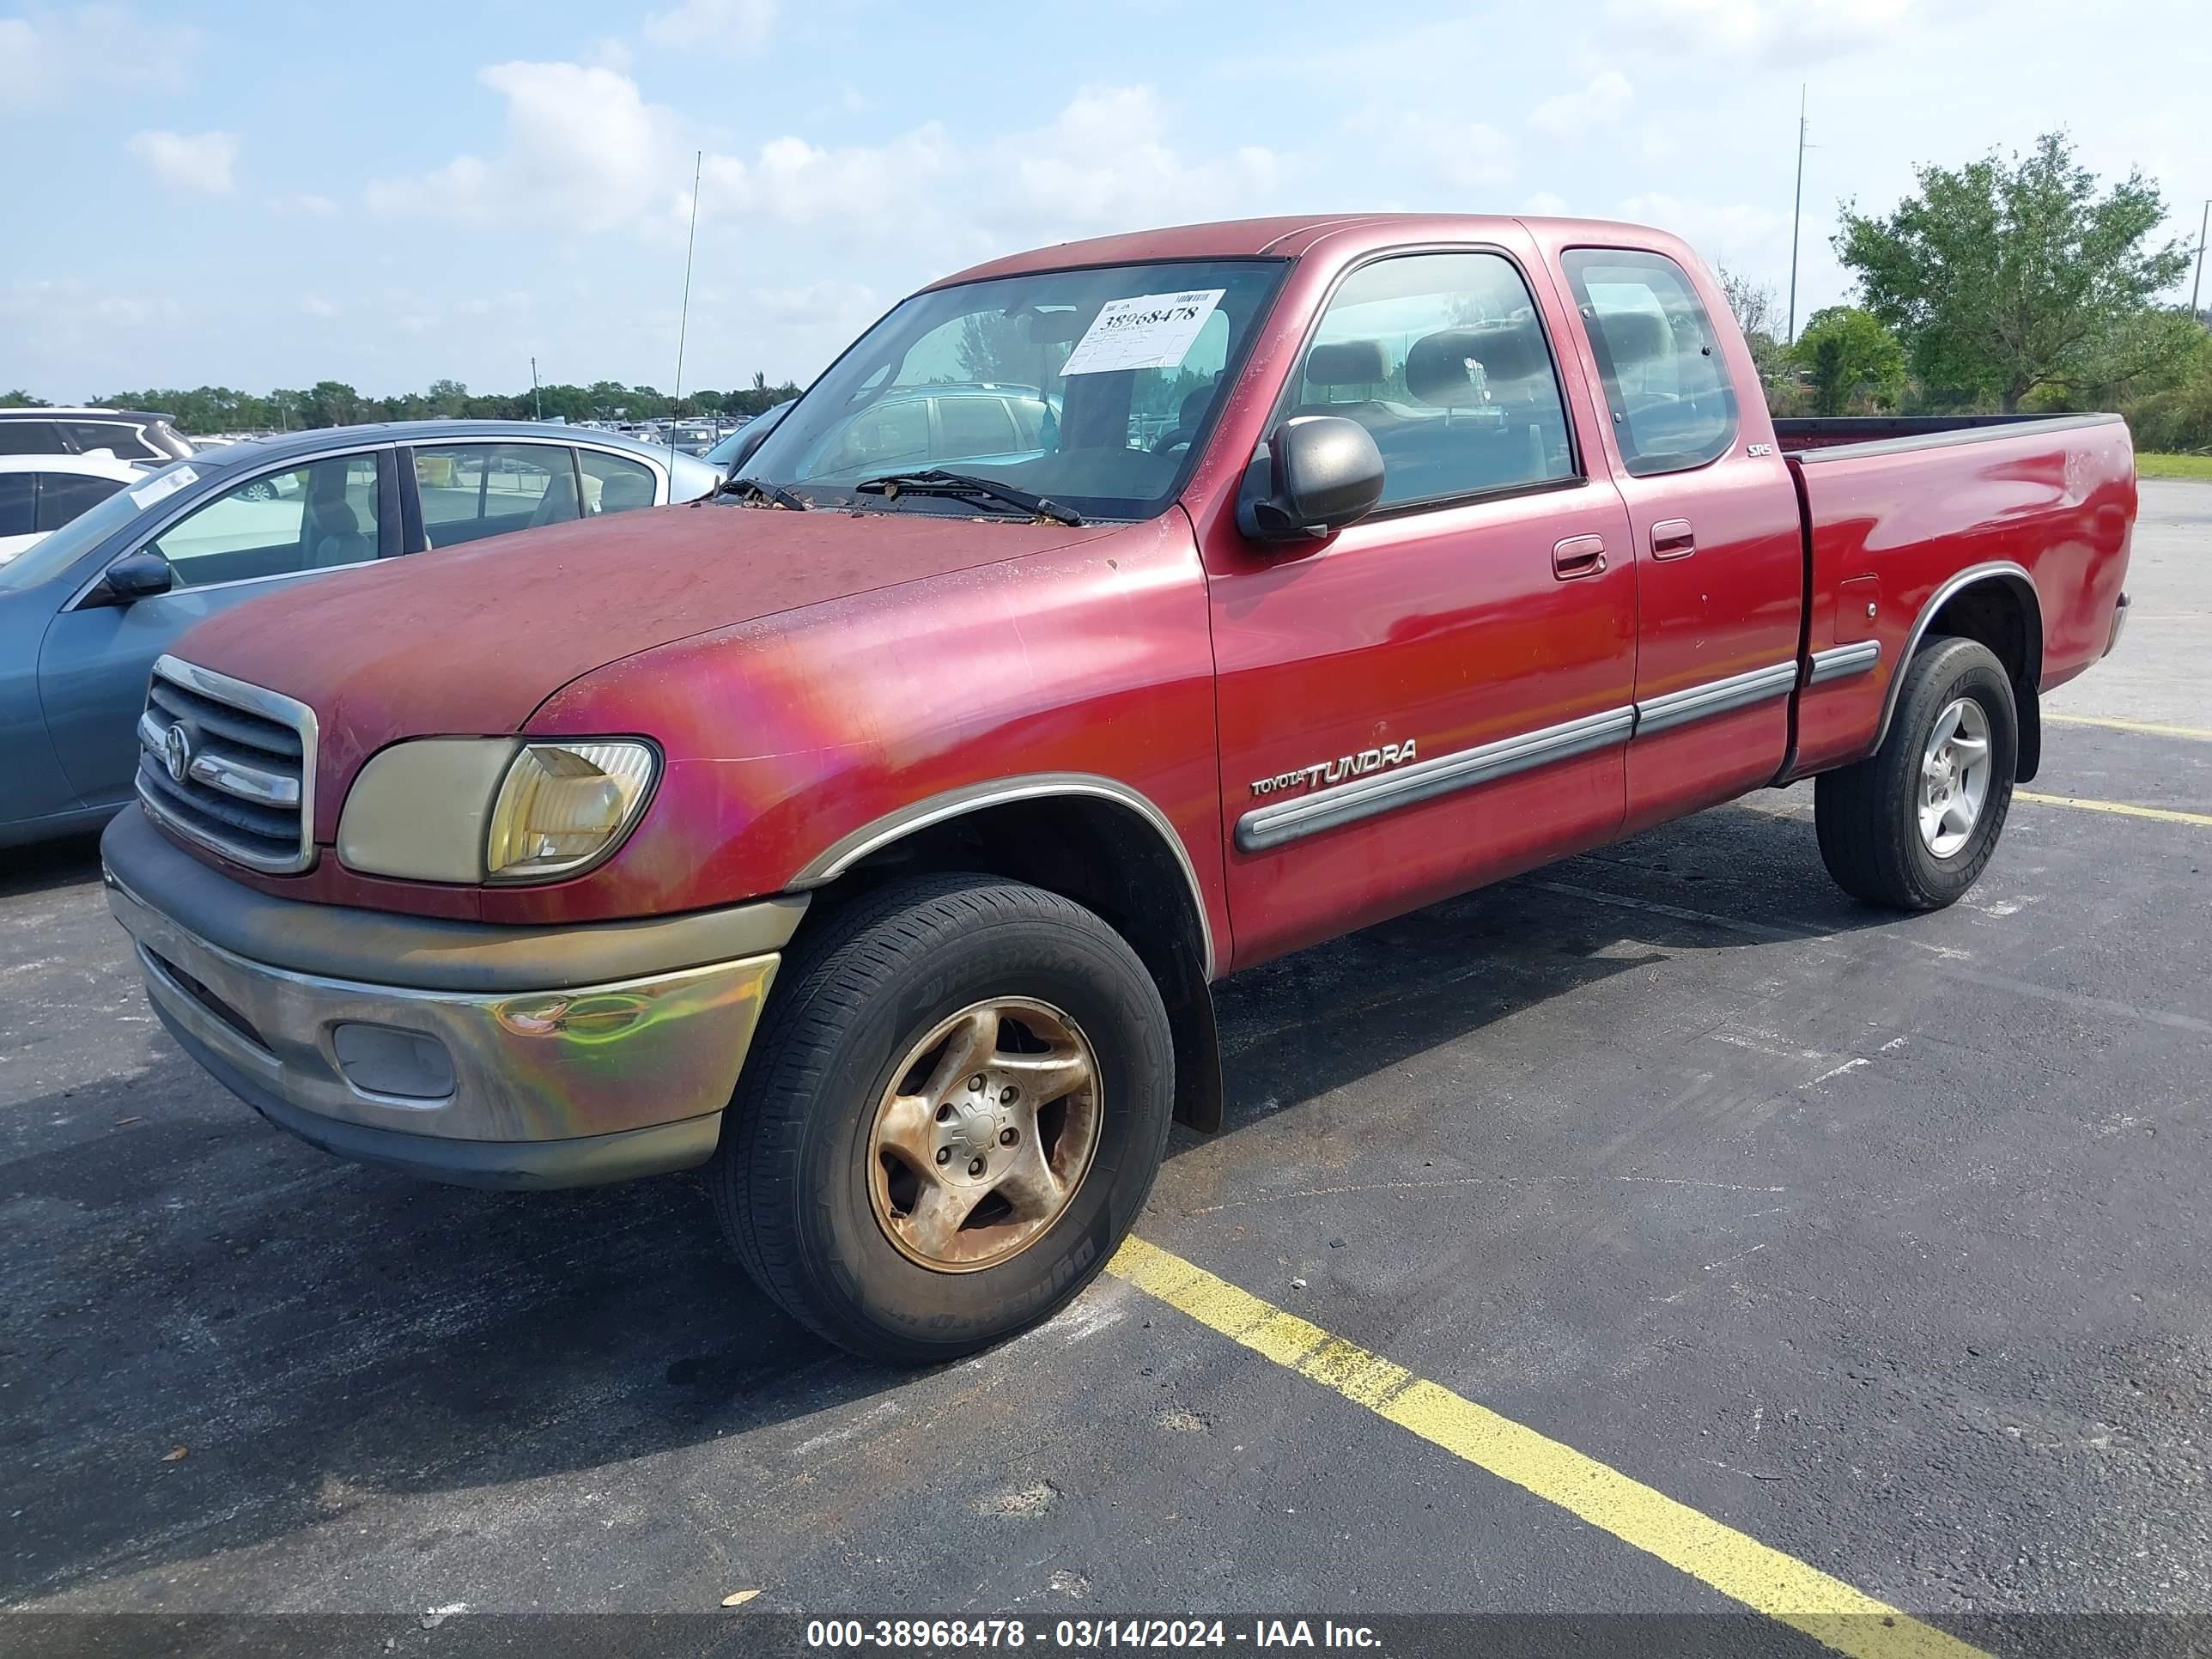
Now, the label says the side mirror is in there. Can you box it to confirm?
[1237,416,1386,544]
[88,550,175,607]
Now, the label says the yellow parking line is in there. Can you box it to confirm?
[2018,790,2212,827]
[2046,713,2212,741]
[1108,1236,1983,1659]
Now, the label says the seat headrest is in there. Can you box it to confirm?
[1592,307,1670,368]
[1177,385,1217,429]
[599,472,655,512]
[1405,325,1550,406]
[1304,339,1390,388]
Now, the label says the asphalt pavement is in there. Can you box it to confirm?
[3,482,2208,1655]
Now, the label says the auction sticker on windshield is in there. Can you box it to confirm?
[1060,289,1225,376]
[128,465,198,511]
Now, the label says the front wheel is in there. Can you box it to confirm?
[1815,635,2018,909]
[711,874,1174,1362]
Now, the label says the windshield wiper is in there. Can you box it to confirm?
[714,475,810,511]
[853,469,1083,526]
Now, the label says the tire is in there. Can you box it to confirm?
[1815,635,2018,910]
[712,873,1174,1363]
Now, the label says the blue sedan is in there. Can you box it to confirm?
[0,420,718,849]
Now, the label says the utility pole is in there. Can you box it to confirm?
[2192,198,2209,324]
[1786,84,1808,343]
[530,356,541,422]
[671,149,702,456]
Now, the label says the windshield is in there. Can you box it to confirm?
[742,258,1286,520]
[0,459,198,591]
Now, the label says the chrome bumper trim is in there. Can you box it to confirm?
[112,876,777,1146]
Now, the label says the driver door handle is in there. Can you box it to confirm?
[1553,534,1607,580]
[1651,519,1696,560]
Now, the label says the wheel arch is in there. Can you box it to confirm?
[789,776,1224,1133]
[1875,562,2044,781]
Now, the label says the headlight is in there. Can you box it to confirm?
[338,737,656,884]
[484,740,658,881]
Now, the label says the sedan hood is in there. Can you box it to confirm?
[169,501,1118,815]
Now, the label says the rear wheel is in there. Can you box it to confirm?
[712,874,1173,1363]
[1815,635,2018,909]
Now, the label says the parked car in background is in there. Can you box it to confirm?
[0,454,147,563]
[702,399,794,474]
[94,215,2133,1362]
[0,420,716,848]
[0,406,196,465]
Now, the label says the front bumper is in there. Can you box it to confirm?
[102,807,800,1189]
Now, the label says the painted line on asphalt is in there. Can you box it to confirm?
[1108,1236,1984,1659]
[2046,713,2212,742]
[2017,790,2212,828]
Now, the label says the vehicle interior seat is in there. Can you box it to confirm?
[528,464,582,527]
[301,472,372,568]
[1151,383,1221,454]
[1585,304,1733,467]
[594,470,656,514]
[1291,340,1398,434]
[1398,319,1571,494]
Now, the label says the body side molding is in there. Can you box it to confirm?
[1237,706,1636,854]
[1808,640,1882,684]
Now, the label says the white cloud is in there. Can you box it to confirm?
[1530,71,1634,139]
[1616,191,1791,270]
[644,0,775,54]
[367,62,679,233]
[0,4,198,112]
[376,62,1289,263]
[128,130,239,193]
[1346,110,1514,194]
[1604,0,1920,61]
[268,191,337,216]
[301,295,340,319]
[1522,191,1571,216]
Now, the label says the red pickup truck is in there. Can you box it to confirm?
[103,215,2135,1360]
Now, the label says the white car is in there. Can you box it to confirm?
[0,453,148,563]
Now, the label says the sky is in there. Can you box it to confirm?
[3,0,2207,403]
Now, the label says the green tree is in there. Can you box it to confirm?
[2,389,52,407]
[1836,132,2193,411]
[1790,307,1907,415]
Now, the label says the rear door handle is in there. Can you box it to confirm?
[1553,534,1607,580]
[1651,519,1696,560]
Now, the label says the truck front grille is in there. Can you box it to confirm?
[137,654,318,873]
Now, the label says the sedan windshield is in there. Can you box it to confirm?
[741,258,1286,521]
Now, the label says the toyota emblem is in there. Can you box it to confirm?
[162,722,192,785]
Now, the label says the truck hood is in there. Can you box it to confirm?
[170,501,1118,813]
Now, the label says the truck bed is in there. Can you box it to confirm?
[1784,410,2135,777]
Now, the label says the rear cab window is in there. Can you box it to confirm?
[1560,248,1738,476]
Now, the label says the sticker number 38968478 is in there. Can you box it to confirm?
[1059,289,1226,377]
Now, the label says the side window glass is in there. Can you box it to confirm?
[938,396,1019,459]
[0,474,34,536]
[68,421,157,462]
[824,401,930,473]
[414,444,579,546]
[578,449,659,516]
[1560,248,1737,476]
[0,422,63,456]
[36,472,128,531]
[149,453,383,587]
[1292,252,1577,508]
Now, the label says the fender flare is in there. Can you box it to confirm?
[1870,561,2042,755]
[790,771,1218,982]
